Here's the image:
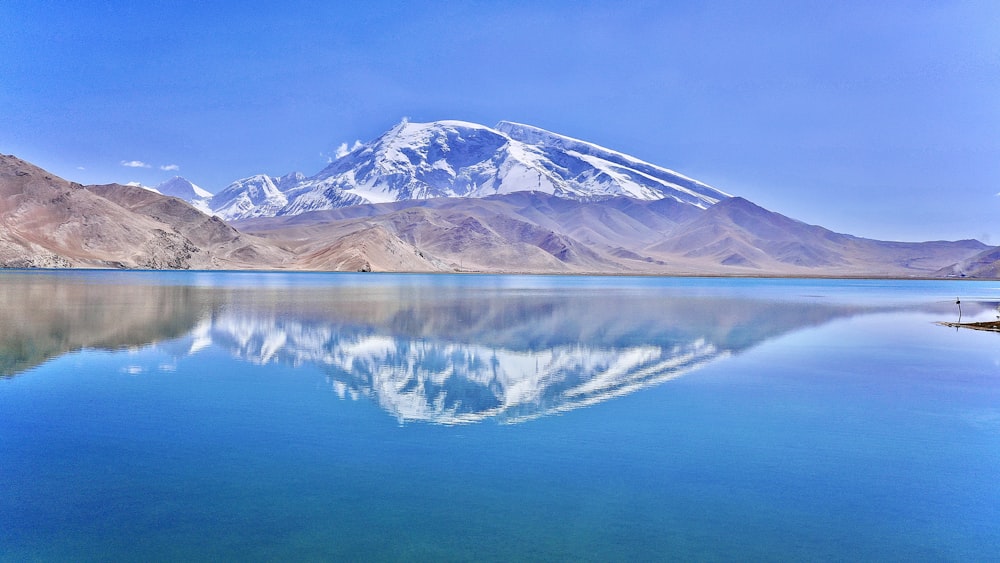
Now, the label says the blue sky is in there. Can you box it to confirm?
[2,1,998,242]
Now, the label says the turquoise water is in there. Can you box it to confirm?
[2,271,999,560]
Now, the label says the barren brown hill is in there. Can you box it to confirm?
[238,192,991,276]
[0,154,292,269]
[647,197,991,276]
[239,196,623,273]
[85,182,293,268]
[935,245,1000,278]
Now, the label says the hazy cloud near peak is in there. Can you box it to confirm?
[121,160,151,168]
[160,164,180,171]
[334,140,362,159]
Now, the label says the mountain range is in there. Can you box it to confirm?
[2,118,997,277]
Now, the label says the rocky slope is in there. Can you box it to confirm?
[0,154,292,269]
[238,192,989,276]
[935,246,1000,278]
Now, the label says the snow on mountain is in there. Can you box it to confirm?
[212,120,731,221]
[210,174,290,220]
[495,121,727,204]
[274,171,305,190]
[156,176,213,199]
[154,176,213,214]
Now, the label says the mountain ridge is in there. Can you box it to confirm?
[235,191,989,276]
[209,119,731,221]
[0,154,292,269]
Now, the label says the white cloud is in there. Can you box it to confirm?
[160,164,180,171]
[335,140,363,159]
[121,160,151,168]
[76,166,86,171]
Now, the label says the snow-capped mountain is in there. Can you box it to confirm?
[210,171,309,220]
[155,176,213,214]
[212,119,730,221]
[211,174,289,220]
[274,171,305,190]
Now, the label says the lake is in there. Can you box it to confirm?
[2,271,999,561]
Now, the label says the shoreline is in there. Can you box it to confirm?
[0,266,996,282]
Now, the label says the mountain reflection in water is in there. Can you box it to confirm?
[206,314,723,424]
[0,272,938,424]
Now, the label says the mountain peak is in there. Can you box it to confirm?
[155,176,213,200]
[494,120,563,142]
[211,174,288,220]
[212,119,731,220]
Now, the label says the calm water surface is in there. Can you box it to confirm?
[1,271,999,561]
